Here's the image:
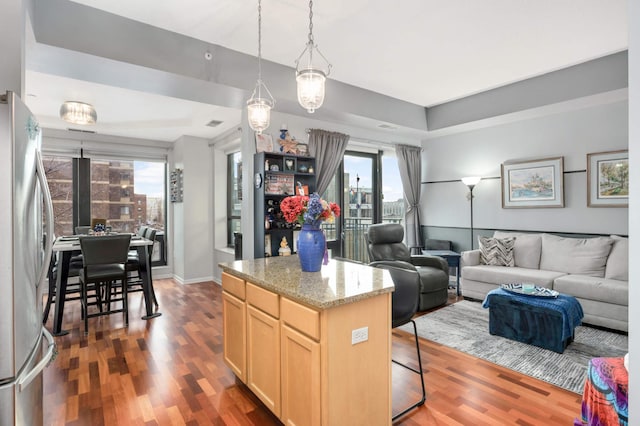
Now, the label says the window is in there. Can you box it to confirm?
[42,156,74,237]
[43,157,166,239]
[227,152,242,247]
[89,159,164,234]
[381,155,405,225]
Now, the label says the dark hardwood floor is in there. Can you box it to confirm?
[43,279,582,425]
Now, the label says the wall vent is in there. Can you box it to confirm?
[67,128,97,134]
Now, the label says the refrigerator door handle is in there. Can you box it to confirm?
[35,150,54,289]
[16,327,57,392]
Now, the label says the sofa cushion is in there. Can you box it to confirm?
[494,231,542,269]
[553,274,628,306]
[605,235,628,281]
[478,236,514,267]
[462,265,566,289]
[539,234,613,277]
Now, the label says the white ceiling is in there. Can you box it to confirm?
[25,0,628,142]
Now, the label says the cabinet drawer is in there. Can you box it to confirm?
[281,297,320,341]
[222,272,245,300]
[247,282,279,318]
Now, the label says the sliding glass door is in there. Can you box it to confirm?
[321,152,380,262]
[321,150,405,263]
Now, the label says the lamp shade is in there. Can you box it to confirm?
[461,176,481,187]
[296,68,326,113]
[247,97,273,134]
[59,101,97,125]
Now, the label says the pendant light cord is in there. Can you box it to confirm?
[308,0,314,45]
[257,0,263,85]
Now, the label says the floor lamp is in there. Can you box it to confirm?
[461,177,481,250]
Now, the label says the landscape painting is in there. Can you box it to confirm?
[587,150,628,207]
[501,157,564,208]
[508,166,555,201]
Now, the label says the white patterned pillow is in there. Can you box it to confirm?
[478,237,515,267]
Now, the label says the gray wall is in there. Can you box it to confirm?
[421,99,628,250]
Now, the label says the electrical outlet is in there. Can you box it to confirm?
[351,326,368,345]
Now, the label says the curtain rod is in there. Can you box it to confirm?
[304,128,418,150]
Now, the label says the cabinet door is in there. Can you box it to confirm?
[247,305,281,416]
[281,324,321,426]
[222,291,246,382]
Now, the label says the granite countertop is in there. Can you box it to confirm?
[218,255,395,310]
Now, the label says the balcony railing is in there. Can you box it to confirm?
[323,217,403,264]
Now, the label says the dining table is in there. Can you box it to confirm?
[50,234,161,336]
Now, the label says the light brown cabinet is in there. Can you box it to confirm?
[246,282,281,416]
[220,268,391,426]
[281,323,320,426]
[222,289,246,382]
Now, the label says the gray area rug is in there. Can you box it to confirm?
[399,300,628,394]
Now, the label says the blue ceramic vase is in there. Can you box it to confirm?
[297,224,325,272]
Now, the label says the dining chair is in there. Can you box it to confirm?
[43,250,83,324]
[75,225,92,235]
[369,260,426,421]
[126,227,159,307]
[78,234,131,334]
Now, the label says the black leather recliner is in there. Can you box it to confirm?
[366,223,449,311]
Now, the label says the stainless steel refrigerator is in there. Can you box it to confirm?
[0,91,56,425]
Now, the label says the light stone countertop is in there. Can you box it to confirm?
[218,255,395,310]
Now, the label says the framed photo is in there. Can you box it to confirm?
[255,133,273,153]
[501,157,564,208]
[587,150,628,207]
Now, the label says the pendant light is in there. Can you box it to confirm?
[247,0,275,134]
[295,0,332,113]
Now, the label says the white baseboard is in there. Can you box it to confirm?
[173,275,214,285]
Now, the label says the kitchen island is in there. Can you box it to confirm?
[219,256,394,426]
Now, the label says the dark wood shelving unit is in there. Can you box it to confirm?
[254,152,316,258]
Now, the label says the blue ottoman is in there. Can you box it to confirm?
[482,288,584,353]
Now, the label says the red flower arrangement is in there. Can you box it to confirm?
[280,193,340,227]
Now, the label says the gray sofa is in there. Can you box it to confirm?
[461,231,628,332]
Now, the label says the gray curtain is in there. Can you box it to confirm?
[395,144,423,253]
[308,129,350,195]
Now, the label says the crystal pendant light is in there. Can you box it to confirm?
[295,0,332,113]
[247,0,275,134]
[59,101,97,125]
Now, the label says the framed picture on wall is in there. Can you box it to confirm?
[587,150,628,207]
[255,133,273,153]
[501,157,564,208]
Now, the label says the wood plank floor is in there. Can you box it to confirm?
[43,279,582,425]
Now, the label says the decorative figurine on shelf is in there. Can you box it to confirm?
[278,124,298,154]
[285,159,294,171]
[278,236,291,256]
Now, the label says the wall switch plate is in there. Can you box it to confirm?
[351,326,368,345]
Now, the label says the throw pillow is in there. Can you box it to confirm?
[605,235,628,281]
[539,233,613,277]
[493,231,542,269]
[478,236,515,267]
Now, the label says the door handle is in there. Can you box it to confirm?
[17,327,57,391]
[35,150,54,289]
